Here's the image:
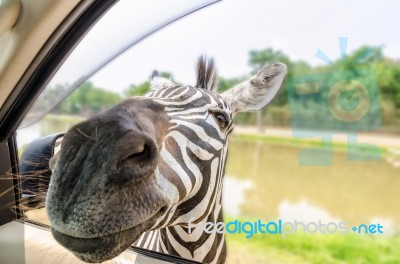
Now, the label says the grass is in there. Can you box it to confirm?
[226,223,400,264]
[230,133,389,156]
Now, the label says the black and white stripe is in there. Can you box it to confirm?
[132,78,232,263]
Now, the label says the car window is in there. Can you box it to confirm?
[16,0,400,264]
[19,0,219,129]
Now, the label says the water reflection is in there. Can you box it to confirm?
[278,199,341,223]
[223,177,252,216]
[224,138,400,232]
[386,149,400,168]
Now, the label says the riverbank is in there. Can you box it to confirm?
[232,126,400,149]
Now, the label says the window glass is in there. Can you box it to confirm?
[19,0,219,129]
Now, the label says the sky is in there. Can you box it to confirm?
[50,0,400,94]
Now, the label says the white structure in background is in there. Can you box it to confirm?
[223,177,252,216]
[386,149,400,168]
[278,198,342,223]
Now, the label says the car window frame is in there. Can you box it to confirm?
[0,0,117,143]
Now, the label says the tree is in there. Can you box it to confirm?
[125,82,150,97]
[249,48,292,73]
[339,46,384,70]
[60,81,121,116]
[217,76,243,93]
[124,71,175,97]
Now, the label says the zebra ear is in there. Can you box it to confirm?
[150,70,176,91]
[221,63,287,115]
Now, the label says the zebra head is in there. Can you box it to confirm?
[46,57,287,263]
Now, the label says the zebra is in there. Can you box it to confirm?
[46,57,287,264]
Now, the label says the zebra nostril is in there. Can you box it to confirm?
[118,144,150,169]
[156,206,168,216]
[111,130,158,185]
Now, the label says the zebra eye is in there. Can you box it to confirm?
[213,112,228,129]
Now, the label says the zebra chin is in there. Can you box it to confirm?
[50,204,168,263]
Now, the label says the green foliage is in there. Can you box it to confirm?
[125,82,150,97]
[59,82,121,116]
[30,84,67,114]
[249,48,293,72]
[124,71,174,97]
[217,76,243,93]
[245,46,400,132]
[339,46,384,70]
[159,71,174,80]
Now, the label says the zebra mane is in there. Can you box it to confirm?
[195,56,218,92]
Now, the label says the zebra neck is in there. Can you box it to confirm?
[159,202,227,264]
[135,179,227,263]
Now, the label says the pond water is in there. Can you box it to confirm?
[17,119,400,234]
[224,139,400,233]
